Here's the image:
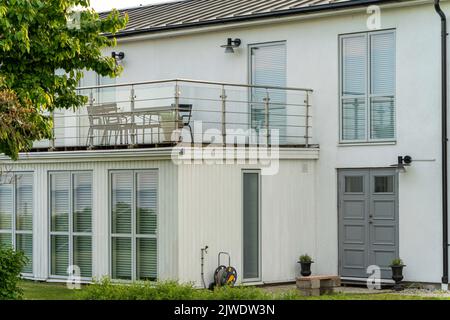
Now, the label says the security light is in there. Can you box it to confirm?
[112,51,125,61]
[221,38,242,53]
[390,155,413,172]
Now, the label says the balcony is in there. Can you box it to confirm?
[32,79,314,151]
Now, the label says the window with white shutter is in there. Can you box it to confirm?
[0,173,33,275]
[340,30,396,142]
[49,172,92,279]
[111,170,158,281]
[250,42,287,143]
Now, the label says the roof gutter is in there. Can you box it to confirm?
[112,0,399,38]
[434,0,449,291]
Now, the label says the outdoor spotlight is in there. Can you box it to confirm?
[112,51,125,61]
[221,38,242,53]
[390,155,413,172]
[398,155,413,166]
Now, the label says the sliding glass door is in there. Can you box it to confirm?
[49,172,92,279]
[111,170,158,281]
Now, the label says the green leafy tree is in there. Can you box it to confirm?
[0,0,127,159]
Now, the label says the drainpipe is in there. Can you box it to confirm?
[435,0,449,291]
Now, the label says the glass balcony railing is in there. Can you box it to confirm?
[32,79,314,151]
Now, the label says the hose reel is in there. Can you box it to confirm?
[213,252,237,288]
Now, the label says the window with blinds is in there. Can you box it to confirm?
[111,170,158,281]
[340,31,396,142]
[0,173,33,274]
[49,172,92,279]
[250,42,287,144]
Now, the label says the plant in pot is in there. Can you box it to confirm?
[298,254,314,277]
[390,258,406,291]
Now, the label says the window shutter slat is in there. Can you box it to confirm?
[51,235,69,276]
[0,183,13,230]
[112,237,132,280]
[50,173,70,232]
[16,234,33,273]
[251,44,287,142]
[342,35,367,96]
[112,173,133,234]
[370,32,396,96]
[0,233,12,249]
[370,32,396,140]
[342,98,366,141]
[73,236,92,278]
[136,172,158,235]
[16,174,33,231]
[73,173,92,233]
[341,35,367,141]
[137,238,157,281]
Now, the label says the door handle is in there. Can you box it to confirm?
[369,221,373,224]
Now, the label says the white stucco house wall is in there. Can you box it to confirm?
[1,0,449,288]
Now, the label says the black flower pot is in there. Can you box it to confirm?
[391,265,405,291]
[298,262,313,277]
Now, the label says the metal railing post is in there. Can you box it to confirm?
[49,111,56,151]
[88,91,95,149]
[174,81,180,143]
[305,91,310,148]
[264,91,270,146]
[221,86,227,146]
[130,85,136,147]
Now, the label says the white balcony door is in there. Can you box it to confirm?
[250,42,287,144]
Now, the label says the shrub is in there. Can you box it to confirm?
[79,278,302,301]
[390,258,404,267]
[299,254,313,263]
[80,278,200,300]
[0,248,27,300]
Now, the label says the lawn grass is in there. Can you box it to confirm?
[20,280,81,300]
[18,280,447,300]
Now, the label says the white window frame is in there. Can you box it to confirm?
[0,172,34,277]
[48,171,93,281]
[109,169,159,282]
[339,29,397,144]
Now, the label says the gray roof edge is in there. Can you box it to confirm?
[110,0,399,38]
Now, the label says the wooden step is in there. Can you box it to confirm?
[296,275,341,296]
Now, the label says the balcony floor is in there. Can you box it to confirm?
[30,142,317,153]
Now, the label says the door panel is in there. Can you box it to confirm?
[339,169,398,279]
[369,170,398,279]
[339,170,369,278]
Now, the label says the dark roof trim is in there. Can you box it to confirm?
[112,0,399,38]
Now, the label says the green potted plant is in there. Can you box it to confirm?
[298,254,314,277]
[390,258,406,291]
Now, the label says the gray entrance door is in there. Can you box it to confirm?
[338,169,399,279]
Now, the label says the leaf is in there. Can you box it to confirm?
[0,0,127,159]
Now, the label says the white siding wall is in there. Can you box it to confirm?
[177,160,316,286]
[5,2,447,284]
[6,160,178,281]
[104,2,446,283]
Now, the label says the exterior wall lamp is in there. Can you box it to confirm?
[112,51,125,61]
[390,155,413,172]
[221,38,241,53]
